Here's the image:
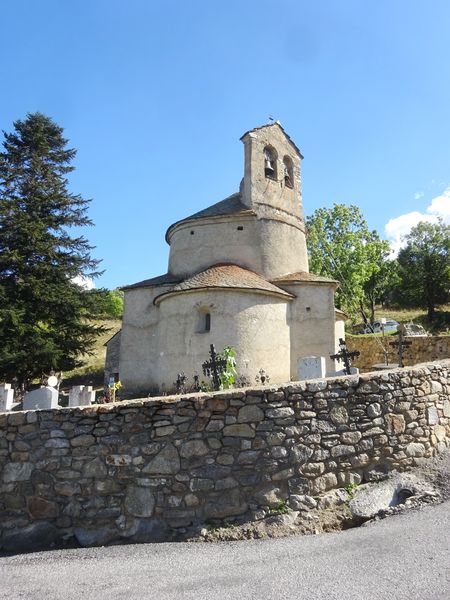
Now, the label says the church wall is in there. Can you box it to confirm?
[168,216,308,280]
[2,360,449,551]
[120,287,169,394]
[167,217,262,277]
[283,283,338,377]
[241,124,302,220]
[154,290,291,391]
[258,219,308,278]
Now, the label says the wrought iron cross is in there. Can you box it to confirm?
[202,344,227,391]
[389,329,412,368]
[330,338,360,375]
[175,372,187,394]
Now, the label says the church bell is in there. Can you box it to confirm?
[264,157,275,178]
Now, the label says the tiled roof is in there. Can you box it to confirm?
[154,264,294,304]
[271,271,338,285]
[165,193,253,242]
[122,273,182,291]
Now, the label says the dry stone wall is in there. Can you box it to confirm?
[1,360,449,551]
[347,335,450,372]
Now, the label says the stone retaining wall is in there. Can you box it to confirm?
[1,360,449,551]
[347,336,450,372]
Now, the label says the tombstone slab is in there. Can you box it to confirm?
[23,386,59,410]
[69,385,95,407]
[335,366,359,376]
[298,356,326,381]
[0,383,14,412]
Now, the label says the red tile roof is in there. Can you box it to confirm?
[271,271,338,284]
[154,264,294,305]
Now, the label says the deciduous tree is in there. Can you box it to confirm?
[306,203,391,322]
[396,219,450,321]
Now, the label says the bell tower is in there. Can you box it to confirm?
[240,122,309,275]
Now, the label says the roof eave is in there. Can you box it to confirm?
[154,285,294,306]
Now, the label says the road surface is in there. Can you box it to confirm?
[1,501,449,600]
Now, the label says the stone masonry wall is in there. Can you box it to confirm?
[1,360,449,551]
[347,336,450,372]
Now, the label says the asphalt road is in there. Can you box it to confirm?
[1,501,449,600]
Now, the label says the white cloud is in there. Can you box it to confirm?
[72,275,95,290]
[414,191,424,200]
[385,187,450,256]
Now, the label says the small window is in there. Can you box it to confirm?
[237,226,243,231]
[264,146,277,180]
[283,156,294,188]
[204,313,211,332]
[190,230,195,235]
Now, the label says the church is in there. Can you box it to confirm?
[116,123,345,396]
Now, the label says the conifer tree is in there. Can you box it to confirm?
[0,112,104,389]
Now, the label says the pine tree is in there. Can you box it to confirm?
[0,112,104,389]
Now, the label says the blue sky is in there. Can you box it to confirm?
[1,0,450,289]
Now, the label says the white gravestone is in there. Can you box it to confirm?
[298,356,326,380]
[69,385,95,407]
[23,386,59,410]
[0,383,14,412]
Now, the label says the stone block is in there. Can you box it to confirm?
[0,383,14,412]
[330,406,348,425]
[237,404,264,423]
[180,440,209,458]
[298,356,326,381]
[222,423,255,437]
[23,386,59,410]
[3,462,33,482]
[385,414,406,434]
[69,385,95,407]
[143,443,180,474]
[427,406,439,425]
[124,485,155,517]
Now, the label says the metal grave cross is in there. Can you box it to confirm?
[202,344,227,391]
[389,329,412,368]
[330,338,360,375]
[175,372,187,394]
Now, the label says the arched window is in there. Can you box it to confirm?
[196,306,212,333]
[264,146,277,180]
[283,156,294,188]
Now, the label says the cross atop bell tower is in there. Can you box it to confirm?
[240,122,305,225]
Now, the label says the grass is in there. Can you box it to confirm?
[349,305,450,336]
[61,318,121,391]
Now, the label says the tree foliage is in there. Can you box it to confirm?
[396,219,450,321]
[87,288,124,319]
[306,203,391,321]
[0,112,104,388]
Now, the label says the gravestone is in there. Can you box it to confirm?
[335,366,359,376]
[0,383,14,412]
[69,385,95,407]
[23,386,59,410]
[298,356,326,380]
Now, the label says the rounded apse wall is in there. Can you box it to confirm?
[154,288,291,391]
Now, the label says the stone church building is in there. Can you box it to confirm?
[115,123,344,395]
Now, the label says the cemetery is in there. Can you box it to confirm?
[0,122,449,552]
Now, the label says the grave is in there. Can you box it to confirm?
[23,386,59,410]
[298,356,326,380]
[0,383,14,412]
[69,385,95,407]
